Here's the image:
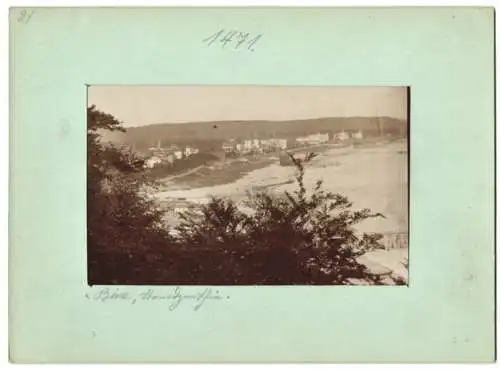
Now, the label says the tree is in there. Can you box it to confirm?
[87,105,173,285]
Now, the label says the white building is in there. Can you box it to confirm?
[243,140,253,151]
[262,138,288,150]
[165,153,175,164]
[352,130,363,140]
[184,146,197,157]
[144,156,162,168]
[296,133,329,145]
[276,138,287,149]
[335,131,350,141]
[222,142,235,153]
[174,150,183,160]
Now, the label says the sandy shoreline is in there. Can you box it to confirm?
[156,141,407,233]
[157,141,409,281]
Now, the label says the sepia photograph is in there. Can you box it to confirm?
[87,86,409,286]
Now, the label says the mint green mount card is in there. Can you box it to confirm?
[9,7,495,363]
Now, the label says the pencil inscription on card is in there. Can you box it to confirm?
[85,287,230,311]
[16,9,34,24]
[202,29,262,51]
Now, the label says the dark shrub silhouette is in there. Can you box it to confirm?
[174,153,388,285]
[88,106,403,285]
[87,106,174,285]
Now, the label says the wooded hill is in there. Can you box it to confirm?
[104,116,407,149]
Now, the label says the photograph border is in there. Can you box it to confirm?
[85,84,411,286]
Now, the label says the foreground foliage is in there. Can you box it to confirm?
[87,107,401,285]
[174,153,387,284]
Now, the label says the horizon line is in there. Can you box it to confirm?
[125,115,407,129]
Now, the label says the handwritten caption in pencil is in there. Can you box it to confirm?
[85,287,230,311]
[202,29,263,51]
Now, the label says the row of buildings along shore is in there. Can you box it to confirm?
[141,130,359,169]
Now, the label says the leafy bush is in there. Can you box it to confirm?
[174,153,388,285]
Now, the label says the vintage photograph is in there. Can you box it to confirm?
[87,86,409,285]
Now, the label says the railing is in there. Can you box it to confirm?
[380,232,408,249]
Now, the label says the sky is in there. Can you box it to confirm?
[87,86,408,127]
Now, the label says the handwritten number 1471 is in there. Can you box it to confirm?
[203,30,262,51]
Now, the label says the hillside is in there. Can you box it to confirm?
[121,116,407,149]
